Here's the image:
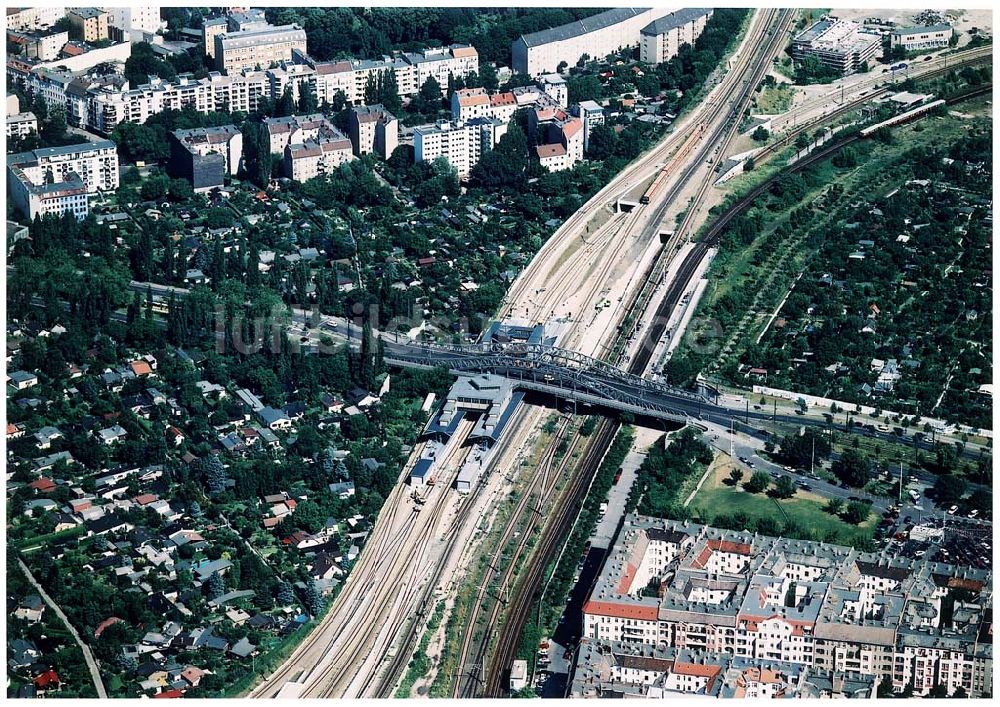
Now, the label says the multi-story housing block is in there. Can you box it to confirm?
[572,99,605,153]
[7,140,118,220]
[214,24,307,74]
[5,6,66,33]
[348,104,398,158]
[7,30,68,61]
[168,125,243,192]
[578,515,992,698]
[67,8,110,43]
[283,129,354,181]
[104,7,165,42]
[264,113,337,154]
[413,117,506,177]
[7,111,37,138]
[512,7,683,76]
[639,8,713,64]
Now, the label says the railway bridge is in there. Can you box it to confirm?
[382,339,711,424]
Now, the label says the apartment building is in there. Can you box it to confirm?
[67,8,110,43]
[578,516,992,698]
[7,111,37,138]
[9,44,479,135]
[283,129,354,181]
[538,73,568,107]
[264,113,337,154]
[214,24,307,74]
[890,24,953,52]
[168,125,243,192]
[5,6,66,32]
[639,8,714,64]
[413,118,506,177]
[572,100,605,153]
[348,104,399,158]
[531,106,584,171]
[512,7,681,76]
[571,641,877,698]
[203,17,228,60]
[104,7,165,42]
[7,30,68,61]
[791,19,883,75]
[7,140,118,220]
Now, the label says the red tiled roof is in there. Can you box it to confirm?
[617,562,637,594]
[130,360,153,376]
[536,143,567,158]
[34,670,60,688]
[95,616,122,638]
[30,478,56,493]
[583,599,657,621]
[153,689,185,698]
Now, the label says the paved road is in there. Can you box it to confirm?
[589,449,644,549]
[18,559,108,699]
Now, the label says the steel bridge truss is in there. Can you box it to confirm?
[384,341,708,423]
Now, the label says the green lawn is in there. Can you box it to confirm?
[754,83,794,114]
[689,459,876,545]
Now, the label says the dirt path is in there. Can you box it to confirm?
[18,558,108,698]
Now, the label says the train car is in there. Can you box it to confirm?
[859,99,946,137]
[640,168,669,204]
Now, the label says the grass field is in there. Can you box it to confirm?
[688,456,876,545]
[754,83,795,114]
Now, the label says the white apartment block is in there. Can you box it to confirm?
[8,30,69,61]
[578,516,992,698]
[7,111,37,138]
[8,43,480,136]
[413,118,506,177]
[7,140,118,220]
[512,7,682,76]
[890,24,953,52]
[572,99,605,152]
[348,104,398,158]
[5,6,66,32]
[214,24,307,74]
[639,8,713,64]
[538,74,568,107]
[103,7,166,41]
[283,130,354,181]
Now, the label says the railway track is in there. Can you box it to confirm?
[631,81,992,384]
[477,10,796,696]
[451,417,575,697]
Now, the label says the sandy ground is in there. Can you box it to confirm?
[833,8,992,38]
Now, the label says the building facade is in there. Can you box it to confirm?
[578,516,992,698]
[7,140,118,220]
[67,8,110,43]
[283,130,354,181]
[890,24,953,52]
[791,19,883,75]
[5,6,66,32]
[639,8,713,64]
[104,7,165,41]
[168,125,243,192]
[264,113,337,154]
[348,104,399,158]
[413,118,506,177]
[512,7,683,76]
[214,24,308,74]
[7,111,37,138]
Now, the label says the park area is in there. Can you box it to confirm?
[687,454,877,547]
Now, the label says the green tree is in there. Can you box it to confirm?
[751,125,769,142]
[772,475,796,499]
[298,81,318,114]
[842,500,872,525]
[744,470,770,494]
[832,448,872,488]
[728,467,744,486]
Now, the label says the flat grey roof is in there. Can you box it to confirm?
[641,8,712,36]
[518,8,650,49]
[893,23,952,35]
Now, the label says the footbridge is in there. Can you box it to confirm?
[382,339,710,424]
